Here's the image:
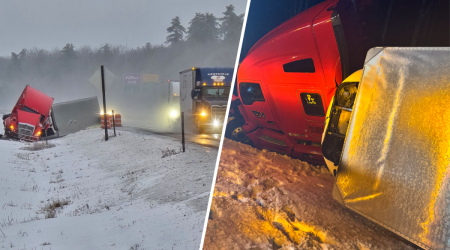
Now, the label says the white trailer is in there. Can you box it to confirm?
[322,47,450,250]
[180,69,195,115]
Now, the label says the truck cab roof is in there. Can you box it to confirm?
[16,85,54,116]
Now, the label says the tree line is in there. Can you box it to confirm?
[0,5,244,104]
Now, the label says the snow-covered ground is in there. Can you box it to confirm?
[203,139,417,250]
[0,128,217,250]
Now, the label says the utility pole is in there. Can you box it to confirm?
[101,65,108,141]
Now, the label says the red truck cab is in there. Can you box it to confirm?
[236,0,346,164]
[3,85,54,141]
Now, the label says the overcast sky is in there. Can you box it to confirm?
[0,0,248,57]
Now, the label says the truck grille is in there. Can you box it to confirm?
[18,123,35,140]
[258,134,287,147]
[211,105,227,120]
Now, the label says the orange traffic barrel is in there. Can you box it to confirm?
[101,115,112,129]
[114,114,122,127]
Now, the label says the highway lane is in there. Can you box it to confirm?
[118,125,222,149]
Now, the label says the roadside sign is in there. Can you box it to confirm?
[141,74,159,91]
[89,67,115,92]
[142,74,159,83]
[124,73,141,92]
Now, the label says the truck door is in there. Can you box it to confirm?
[267,55,328,142]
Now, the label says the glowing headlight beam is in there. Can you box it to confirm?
[213,120,220,127]
[170,110,179,118]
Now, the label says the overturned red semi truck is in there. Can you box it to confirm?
[227,0,447,165]
[228,0,359,164]
[3,85,57,141]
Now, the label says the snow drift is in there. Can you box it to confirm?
[203,139,416,250]
[0,128,217,249]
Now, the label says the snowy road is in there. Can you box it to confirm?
[203,139,418,250]
[120,126,222,148]
[0,128,217,249]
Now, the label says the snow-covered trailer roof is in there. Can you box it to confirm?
[334,47,450,250]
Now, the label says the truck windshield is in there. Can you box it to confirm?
[22,106,46,123]
[22,106,40,115]
[202,87,230,99]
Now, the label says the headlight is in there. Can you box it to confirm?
[9,125,14,130]
[169,110,178,118]
[213,120,220,127]
[35,131,41,137]
[336,82,358,108]
[200,112,207,117]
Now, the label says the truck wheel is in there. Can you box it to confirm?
[3,130,10,139]
[225,118,247,142]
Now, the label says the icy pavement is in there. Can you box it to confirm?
[120,126,222,149]
[0,128,217,249]
[203,139,417,250]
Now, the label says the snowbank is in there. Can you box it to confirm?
[0,128,217,249]
[203,139,416,250]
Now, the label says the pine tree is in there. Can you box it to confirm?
[61,43,77,61]
[18,49,27,61]
[100,43,113,62]
[143,42,152,52]
[100,44,111,54]
[219,5,244,42]
[60,43,77,72]
[165,16,186,45]
[10,52,21,70]
[7,52,22,78]
[187,13,219,43]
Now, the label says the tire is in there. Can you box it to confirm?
[3,130,10,139]
[225,117,247,142]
